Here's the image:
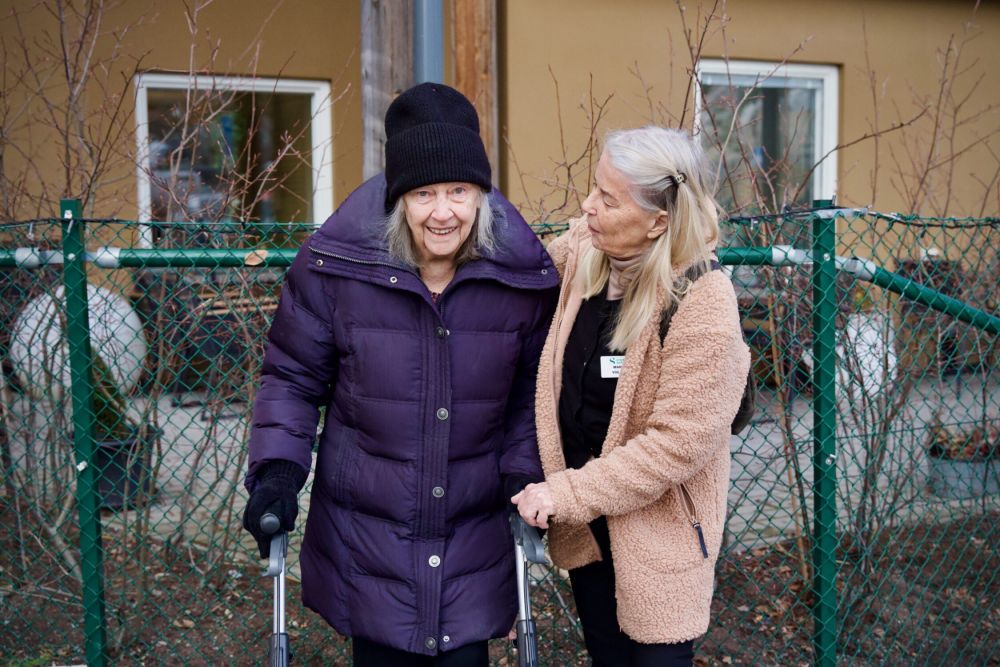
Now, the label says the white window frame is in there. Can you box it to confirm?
[134,73,333,246]
[694,60,839,203]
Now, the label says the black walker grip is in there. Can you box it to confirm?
[510,513,546,564]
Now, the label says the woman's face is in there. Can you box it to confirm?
[582,153,665,259]
[403,182,479,266]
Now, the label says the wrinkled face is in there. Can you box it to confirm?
[403,182,479,265]
[582,153,664,259]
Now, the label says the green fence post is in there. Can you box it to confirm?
[811,201,838,667]
[61,199,108,666]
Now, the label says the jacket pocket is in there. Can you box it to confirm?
[678,483,709,560]
[620,486,712,574]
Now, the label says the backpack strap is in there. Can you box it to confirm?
[657,258,757,434]
[658,259,722,345]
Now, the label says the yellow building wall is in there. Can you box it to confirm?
[5,1,997,228]
[499,0,1000,224]
[1,0,362,221]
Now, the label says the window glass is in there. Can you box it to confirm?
[145,89,313,228]
[697,62,837,302]
[699,72,823,216]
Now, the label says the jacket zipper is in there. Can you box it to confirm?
[311,244,554,293]
[678,483,709,559]
[309,245,403,270]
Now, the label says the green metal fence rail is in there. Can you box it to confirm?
[1,202,997,665]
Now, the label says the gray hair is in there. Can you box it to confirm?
[580,126,721,351]
[384,186,497,267]
[603,126,713,215]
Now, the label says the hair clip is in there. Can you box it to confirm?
[674,172,687,185]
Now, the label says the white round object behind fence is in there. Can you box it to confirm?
[9,285,148,400]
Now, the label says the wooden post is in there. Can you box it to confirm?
[452,0,498,178]
[361,0,413,179]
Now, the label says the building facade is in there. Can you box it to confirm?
[2,0,997,226]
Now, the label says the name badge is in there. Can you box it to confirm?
[600,355,624,379]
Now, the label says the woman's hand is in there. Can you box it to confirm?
[511,482,555,529]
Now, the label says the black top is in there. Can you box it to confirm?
[559,289,623,470]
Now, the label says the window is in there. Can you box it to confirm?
[695,60,838,216]
[134,74,332,245]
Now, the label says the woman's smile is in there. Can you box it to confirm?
[403,182,480,264]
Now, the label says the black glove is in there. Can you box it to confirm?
[243,460,308,558]
[504,474,537,505]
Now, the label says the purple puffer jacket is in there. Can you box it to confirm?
[246,175,558,655]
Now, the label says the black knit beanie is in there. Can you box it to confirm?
[384,82,492,212]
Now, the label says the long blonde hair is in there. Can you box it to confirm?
[577,127,721,351]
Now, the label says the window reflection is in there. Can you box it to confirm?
[700,74,821,218]
[146,89,313,239]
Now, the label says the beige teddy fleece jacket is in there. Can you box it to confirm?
[537,217,751,644]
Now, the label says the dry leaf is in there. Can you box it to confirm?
[245,249,268,266]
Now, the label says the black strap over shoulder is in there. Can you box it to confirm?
[658,258,756,435]
[658,259,722,344]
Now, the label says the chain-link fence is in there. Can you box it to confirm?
[1,202,997,665]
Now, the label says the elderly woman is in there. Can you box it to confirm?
[513,126,750,666]
[242,83,558,666]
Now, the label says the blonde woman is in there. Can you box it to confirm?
[512,126,750,666]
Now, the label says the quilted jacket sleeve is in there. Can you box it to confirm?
[245,251,338,491]
[545,272,750,523]
[498,287,559,493]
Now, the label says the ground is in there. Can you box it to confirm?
[2,511,996,666]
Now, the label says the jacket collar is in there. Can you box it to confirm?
[308,174,559,291]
